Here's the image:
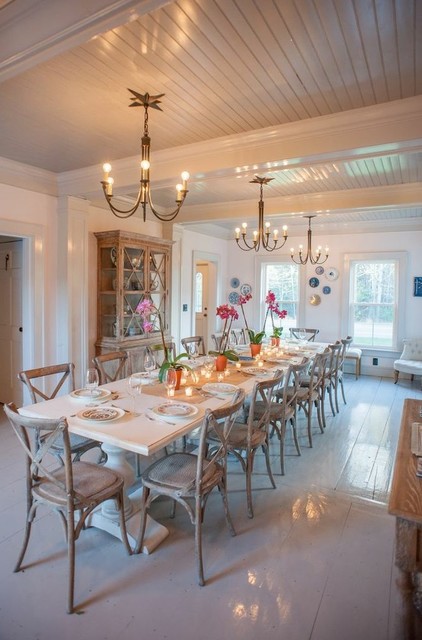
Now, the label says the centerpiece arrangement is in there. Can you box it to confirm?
[136,298,191,386]
[264,290,287,346]
[208,304,240,370]
[237,292,265,356]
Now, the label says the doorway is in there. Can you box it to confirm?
[192,253,219,353]
[0,237,23,404]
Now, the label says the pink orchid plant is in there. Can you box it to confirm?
[209,304,239,361]
[264,290,288,338]
[136,298,190,379]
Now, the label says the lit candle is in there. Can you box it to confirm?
[181,171,189,190]
[200,368,206,376]
[106,177,114,196]
[167,388,175,397]
[180,375,187,386]
[185,386,193,397]
[205,371,211,379]
[102,162,111,181]
[217,373,224,382]
[283,225,288,237]
[235,227,240,239]
[236,362,242,370]
[224,368,230,377]
[273,229,279,240]
[258,360,264,368]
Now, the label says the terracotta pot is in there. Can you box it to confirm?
[175,368,183,390]
[270,337,280,347]
[250,344,262,357]
[215,355,228,371]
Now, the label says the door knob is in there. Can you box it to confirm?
[19,327,23,332]
[203,314,207,317]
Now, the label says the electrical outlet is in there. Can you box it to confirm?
[182,304,188,312]
[372,357,378,366]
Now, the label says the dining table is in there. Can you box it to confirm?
[18,340,327,553]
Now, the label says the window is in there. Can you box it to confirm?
[195,271,203,313]
[260,261,299,334]
[348,258,399,348]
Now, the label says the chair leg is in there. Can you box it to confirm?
[67,511,76,614]
[306,402,313,447]
[134,486,150,554]
[14,516,32,573]
[246,454,254,519]
[263,442,276,490]
[195,496,205,586]
[340,376,347,404]
[291,417,301,456]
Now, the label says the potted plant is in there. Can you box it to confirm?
[136,298,191,387]
[208,304,240,370]
[264,290,287,346]
[247,329,266,356]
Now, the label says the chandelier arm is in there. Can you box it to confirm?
[146,189,187,222]
[101,183,145,218]
[235,237,258,251]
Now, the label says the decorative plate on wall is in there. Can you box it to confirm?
[228,291,240,304]
[230,277,240,288]
[315,266,325,275]
[309,294,321,306]
[322,286,331,295]
[325,267,339,281]
[309,277,319,288]
[240,283,252,296]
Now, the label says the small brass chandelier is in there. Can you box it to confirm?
[290,215,329,265]
[235,176,288,252]
[101,90,189,222]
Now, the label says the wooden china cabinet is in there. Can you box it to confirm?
[94,230,172,369]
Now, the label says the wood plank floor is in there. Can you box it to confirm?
[0,374,421,640]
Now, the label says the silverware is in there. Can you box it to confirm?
[145,413,176,426]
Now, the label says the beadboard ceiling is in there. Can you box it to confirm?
[0,0,421,238]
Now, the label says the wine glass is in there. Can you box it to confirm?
[85,368,99,401]
[143,352,156,377]
[188,342,199,361]
[127,373,142,414]
[164,368,177,397]
[298,330,307,343]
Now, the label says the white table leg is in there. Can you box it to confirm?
[85,442,169,554]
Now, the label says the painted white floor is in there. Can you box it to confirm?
[1,375,422,640]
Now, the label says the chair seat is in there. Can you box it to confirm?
[209,422,266,449]
[253,400,295,423]
[144,452,222,495]
[394,359,422,375]
[345,347,362,360]
[34,461,124,505]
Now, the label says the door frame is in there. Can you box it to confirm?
[0,220,45,405]
[192,251,220,351]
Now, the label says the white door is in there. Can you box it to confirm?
[195,262,209,350]
[0,243,23,405]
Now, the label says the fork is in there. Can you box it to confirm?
[144,412,176,426]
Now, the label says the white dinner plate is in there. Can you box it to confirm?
[70,388,112,401]
[76,406,124,423]
[242,367,270,376]
[152,403,199,419]
[202,382,238,395]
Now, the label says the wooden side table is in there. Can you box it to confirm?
[389,398,422,618]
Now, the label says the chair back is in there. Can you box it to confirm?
[181,336,206,356]
[195,388,246,486]
[210,333,229,351]
[279,360,309,410]
[92,351,130,384]
[17,363,75,404]
[149,341,176,366]
[4,403,73,496]
[231,328,248,345]
[305,350,330,394]
[340,336,353,366]
[327,342,343,378]
[247,370,284,444]
[290,328,319,342]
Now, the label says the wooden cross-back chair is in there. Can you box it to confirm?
[92,350,130,385]
[3,402,132,614]
[17,363,102,464]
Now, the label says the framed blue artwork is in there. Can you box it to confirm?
[414,277,422,297]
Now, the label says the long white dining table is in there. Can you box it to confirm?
[18,341,328,553]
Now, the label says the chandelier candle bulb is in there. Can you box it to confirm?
[273,229,279,239]
[102,163,111,181]
[235,228,240,239]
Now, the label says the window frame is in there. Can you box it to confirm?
[342,251,407,351]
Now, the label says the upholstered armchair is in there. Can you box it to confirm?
[394,338,422,387]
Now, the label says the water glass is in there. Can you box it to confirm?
[164,368,177,397]
[86,368,99,400]
[127,373,142,414]
[144,352,156,376]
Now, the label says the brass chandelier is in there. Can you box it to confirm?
[101,90,189,222]
[235,176,288,252]
[290,215,329,265]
